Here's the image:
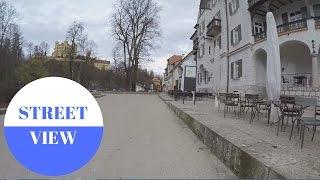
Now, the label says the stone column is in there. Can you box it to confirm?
[312,54,320,87]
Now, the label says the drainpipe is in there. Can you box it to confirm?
[224,0,230,93]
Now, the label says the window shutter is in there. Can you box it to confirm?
[229,2,232,14]
[238,25,242,42]
[231,30,234,46]
[236,0,239,10]
[231,62,234,79]
[238,60,242,78]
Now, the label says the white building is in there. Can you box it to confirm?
[192,0,320,96]
[163,55,183,92]
[163,53,196,92]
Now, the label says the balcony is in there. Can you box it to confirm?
[253,31,266,42]
[206,18,221,37]
[253,19,308,42]
[248,0,301,14]
[277,19,307,35]
[248,0,266,11]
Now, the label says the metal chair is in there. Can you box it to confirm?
[277,96,302,136]
[217,93,226,112]
[223,93,240,118]
[289,97,320,148]
[255,100,272,124]
[239,94,260,123]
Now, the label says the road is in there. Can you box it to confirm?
[0,94,234,179]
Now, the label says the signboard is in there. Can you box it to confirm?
[184,66,197,92]
[185,66,197,78]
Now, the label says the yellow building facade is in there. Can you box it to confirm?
[52,41,77,58]
[93,60,111,71]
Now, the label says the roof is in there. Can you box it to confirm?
[167,55,183,65]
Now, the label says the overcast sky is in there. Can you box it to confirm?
[8,0,199,75]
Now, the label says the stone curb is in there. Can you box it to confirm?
[105,92,160,95]
[158,95,285,179]
[94,94,106,99]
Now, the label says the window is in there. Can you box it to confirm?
[204,71,208,84]
[200,20,205,35]
[200,43,205,57]
[289,10,302,22]
[198,73,202,84]
[231,60,242,79]
[231,25,242,46]
[211,0,219,8]
[214,37,220,50]
[314,4,320,17]
[229,0,239,15]
[207,0,212,9]
[254,22,264,34]
[209,46,211,55]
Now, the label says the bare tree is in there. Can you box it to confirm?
[84,40,97,60]
[39,41,49,58]
[0,0,19,48]
[77,37,97,83]
[111,0,161,91]
[26,42,33,59]
[66,21,85,80]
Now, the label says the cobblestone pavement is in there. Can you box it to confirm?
[0,94,235,179]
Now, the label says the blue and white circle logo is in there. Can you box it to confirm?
[4,77,104,176]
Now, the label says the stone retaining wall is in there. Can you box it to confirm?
[159,95,285,179]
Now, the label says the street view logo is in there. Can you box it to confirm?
[4,77,104,176]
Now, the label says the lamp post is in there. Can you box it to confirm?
[194,53,198,105]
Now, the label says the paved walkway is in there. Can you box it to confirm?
[160,94,320,178]
[0,94,235,179]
